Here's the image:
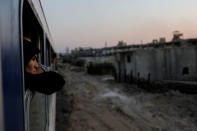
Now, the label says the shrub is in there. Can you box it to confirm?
[61,56,72,63]
[71,59,85,67]
[87,62,115,75]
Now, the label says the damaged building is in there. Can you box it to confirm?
[75,38,197,92]
[114,39,197,92]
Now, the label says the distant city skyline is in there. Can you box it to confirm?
[41,0,197,53]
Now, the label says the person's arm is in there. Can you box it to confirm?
[25,71,65,95]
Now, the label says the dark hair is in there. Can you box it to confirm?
[23,40,40,66]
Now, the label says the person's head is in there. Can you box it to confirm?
[23,40,40,74]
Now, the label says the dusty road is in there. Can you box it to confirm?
[56,64,197,131]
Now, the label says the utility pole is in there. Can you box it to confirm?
[105,41,107,48]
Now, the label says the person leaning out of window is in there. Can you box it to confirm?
[23,40,65,95]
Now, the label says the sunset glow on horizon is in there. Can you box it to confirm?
[41,0,197,52]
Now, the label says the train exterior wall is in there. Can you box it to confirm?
[0,0,25,131]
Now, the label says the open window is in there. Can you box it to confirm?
[22,1,47,131]
[23,1,44,65]
[46,39,51,66]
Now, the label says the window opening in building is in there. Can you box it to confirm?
[182,67,189,75]
[127,55,131,63]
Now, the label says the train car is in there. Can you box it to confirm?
[0,0,57,131]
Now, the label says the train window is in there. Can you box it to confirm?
[23,1,44,64]
[22,1,47,131]
[46,39,51,66]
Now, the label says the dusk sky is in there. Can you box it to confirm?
[41,0,197,53]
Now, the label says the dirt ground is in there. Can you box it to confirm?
[56,64,197,131]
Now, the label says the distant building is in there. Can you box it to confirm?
[117,41,127,47]
[159,37,166,43]
[152,39,158,44]
[172,31,183,41]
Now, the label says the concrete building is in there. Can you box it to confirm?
[114,39,197,86]
[74,38,197,92]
